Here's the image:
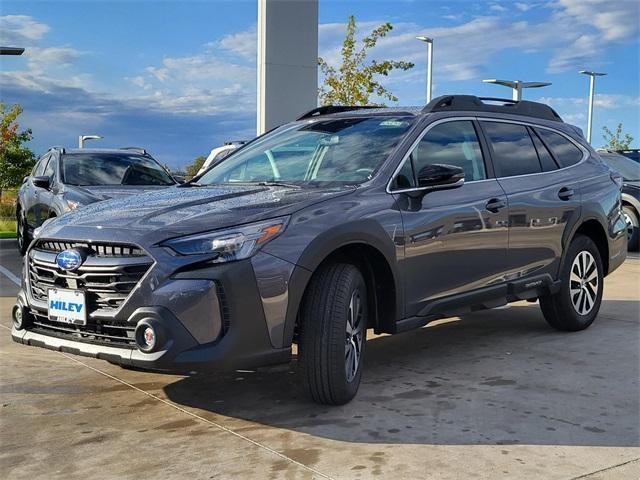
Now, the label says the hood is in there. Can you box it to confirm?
[41,184,355,243]
[68,185,171,202]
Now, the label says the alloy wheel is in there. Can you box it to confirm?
[623,211,636,241]
[570,251,599,316]
[345,289,364,382]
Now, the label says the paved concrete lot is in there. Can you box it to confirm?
[1,238,638,479]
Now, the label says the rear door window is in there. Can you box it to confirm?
[535,128,583,168]
[482,121,541,177]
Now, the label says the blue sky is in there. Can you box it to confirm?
[1,0,638,168]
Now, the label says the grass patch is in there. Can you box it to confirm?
[0,218,17,238]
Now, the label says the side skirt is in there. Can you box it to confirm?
[393,274,559,334]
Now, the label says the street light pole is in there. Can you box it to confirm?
[0,47,25,55]
[416,36,433,103]
[482,79,552,101]
[579,70,607,144]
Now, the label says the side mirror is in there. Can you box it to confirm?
[417,164,464,190]
[32,176,51,189]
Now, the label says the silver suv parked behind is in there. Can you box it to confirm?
[16,147,178,254]
[12,96,627,405]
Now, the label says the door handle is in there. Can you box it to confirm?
[486,198,506,213]
[558,187,574,201]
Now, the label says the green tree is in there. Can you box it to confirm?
[185,155,206,180]
[0,102,36,199]
[318,16,414,106]
[602,123,634,150]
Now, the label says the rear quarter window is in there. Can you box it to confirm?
[535,128,583,168]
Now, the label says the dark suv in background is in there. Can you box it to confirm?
[16,147,177,254]
[12,96,627,405]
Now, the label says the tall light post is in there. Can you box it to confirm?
[482,79,551,101]
[579,70,607,144]
[0,47,25,55]
[416,36,433,103]
[78,135,102,148]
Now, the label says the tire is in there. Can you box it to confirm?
[16,208,30,256]
[298,262,368,405]
[540,235,604,331]
[623,205,639,251]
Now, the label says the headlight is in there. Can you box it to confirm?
[162,217,289,260]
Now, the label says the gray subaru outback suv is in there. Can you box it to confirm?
[12,96,627,405]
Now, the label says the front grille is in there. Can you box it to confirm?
[30,310,136,348]
[37,240,145,257]
[26,241,153,347]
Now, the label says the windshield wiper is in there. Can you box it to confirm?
[255,181,301,189]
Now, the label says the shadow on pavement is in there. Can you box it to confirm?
[164,300,639,447]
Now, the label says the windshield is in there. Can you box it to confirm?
[601,154,640,181]
[62,154,176,186]
[197,116,414,186]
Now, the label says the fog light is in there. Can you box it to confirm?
[12,304,29,330]
[11,305,24,330]
[143,327,155,349]
[135,320,164,353]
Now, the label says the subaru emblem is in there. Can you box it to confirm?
[56,249,84,271]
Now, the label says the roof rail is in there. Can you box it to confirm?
[296,105,379,121]
[422,95,563,122]
[48,146,66,154]
[120,146,147,155]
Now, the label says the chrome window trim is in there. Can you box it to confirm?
[475,117,589,181]
[386,116,590,193]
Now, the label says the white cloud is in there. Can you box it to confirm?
[25,46,82,70]
[215,26,257,61]
[556,0,639,42]
[538,94,640,110]
[489,4,507,12]
[0,15,49,45]
[515,3,534,12]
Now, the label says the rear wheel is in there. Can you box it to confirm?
[298,262,368,405]
[16,209,30,255]
[540,235,603,331]
[623,205,639,251]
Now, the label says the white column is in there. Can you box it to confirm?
[257,0,318,135]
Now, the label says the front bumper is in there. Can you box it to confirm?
[13,247,295,372]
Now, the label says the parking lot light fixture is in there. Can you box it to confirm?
[78,135,103,148]
[482,79,551,101]
[580,70,607,144]
[415,36,433,103]
[0,47,25,55]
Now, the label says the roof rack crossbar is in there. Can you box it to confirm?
[297,105,379,120]
[422,95,563,122]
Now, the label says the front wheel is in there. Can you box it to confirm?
[16,209,30,255]
[540,235,604,331]
[298,262,368,405]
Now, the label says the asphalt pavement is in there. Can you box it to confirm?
[0,238,638,479]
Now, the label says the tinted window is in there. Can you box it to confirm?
[529,128,558,171]
[199,117,413,186]
[404,120,486,186]
[62,154,175,186]
[535,128,583,168]
[482,122,541,177]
